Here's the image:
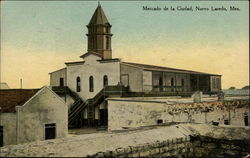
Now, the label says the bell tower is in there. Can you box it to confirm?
[86,3,113,59]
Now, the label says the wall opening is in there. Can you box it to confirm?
[224,120,229,125]
[244,115,248,126]
[76,77,81,92]
[100,109,108,126]
[89,76,94,92]
[212,122,219,126]
[0,126,3,147]
[45,123,56,140]
[103,75,108,87]
[60,78,64,87]
[157,119,163,124]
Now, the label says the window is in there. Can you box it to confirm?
[106,36,109,50]
[76,77,81,92]
[103,75,108,87]
[45,123,56,140]
[106,27,110,33]
[157,119,163,124]
[224,120,229,125]
[89,76,94,92]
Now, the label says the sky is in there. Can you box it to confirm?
[0,1,249,89]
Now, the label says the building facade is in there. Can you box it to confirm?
[49,4,222,128]
[0,87,68,146]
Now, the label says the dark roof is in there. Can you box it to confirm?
[0,89,40,113]
[80,51,103,59]
[97,58,120,63]
[88,3,110,26]
[121,62,221,76]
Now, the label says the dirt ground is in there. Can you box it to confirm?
[0,124,249,157]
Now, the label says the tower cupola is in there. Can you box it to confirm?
[86,3,113,59]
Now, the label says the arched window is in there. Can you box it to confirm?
[89,76,94,92]
[103,75,108,87]
[76,77,81,92]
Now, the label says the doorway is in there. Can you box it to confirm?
[45,123,56,140]
[0,126,3,147]
[99,109,108,126]
[59,78,64,87]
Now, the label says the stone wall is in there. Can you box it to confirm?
[108,99,249,131]
[87,136,250,157]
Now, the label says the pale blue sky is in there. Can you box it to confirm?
[1,1,249,88]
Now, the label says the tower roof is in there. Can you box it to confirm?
[88,3,110,26]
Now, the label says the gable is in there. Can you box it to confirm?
[84,54,102,65]
[19,87,67,112]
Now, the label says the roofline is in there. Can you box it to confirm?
[121,62,221,76]
[97,58,121,63]
[18,86,67,110]
[48,67,66,74]
[80,51,103,59]
[65,61,85,66]
[0,88,40,91]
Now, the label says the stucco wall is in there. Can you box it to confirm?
[50,68,67,87]
[67,55,120,100]
[16,87,68,144]
[120,64,143,92]
[107,99,249,131]
[58,94,75,110]
[142,70,152,92]
[0,113,17,146]
[210,76,221,92]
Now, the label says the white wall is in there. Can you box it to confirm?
[0,113,17,146]
[16,87,68,144]
[120,64,143,92]
[107,99,249,131]
[210,76,221,92]
[67,55,120,100]
[50,68,67,87]
[143,70,152,92]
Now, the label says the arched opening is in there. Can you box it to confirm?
[89,76,94,92]
[103,75,108,87]
[76,77,81,92]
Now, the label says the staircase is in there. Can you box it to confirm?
[52,85,129,128]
